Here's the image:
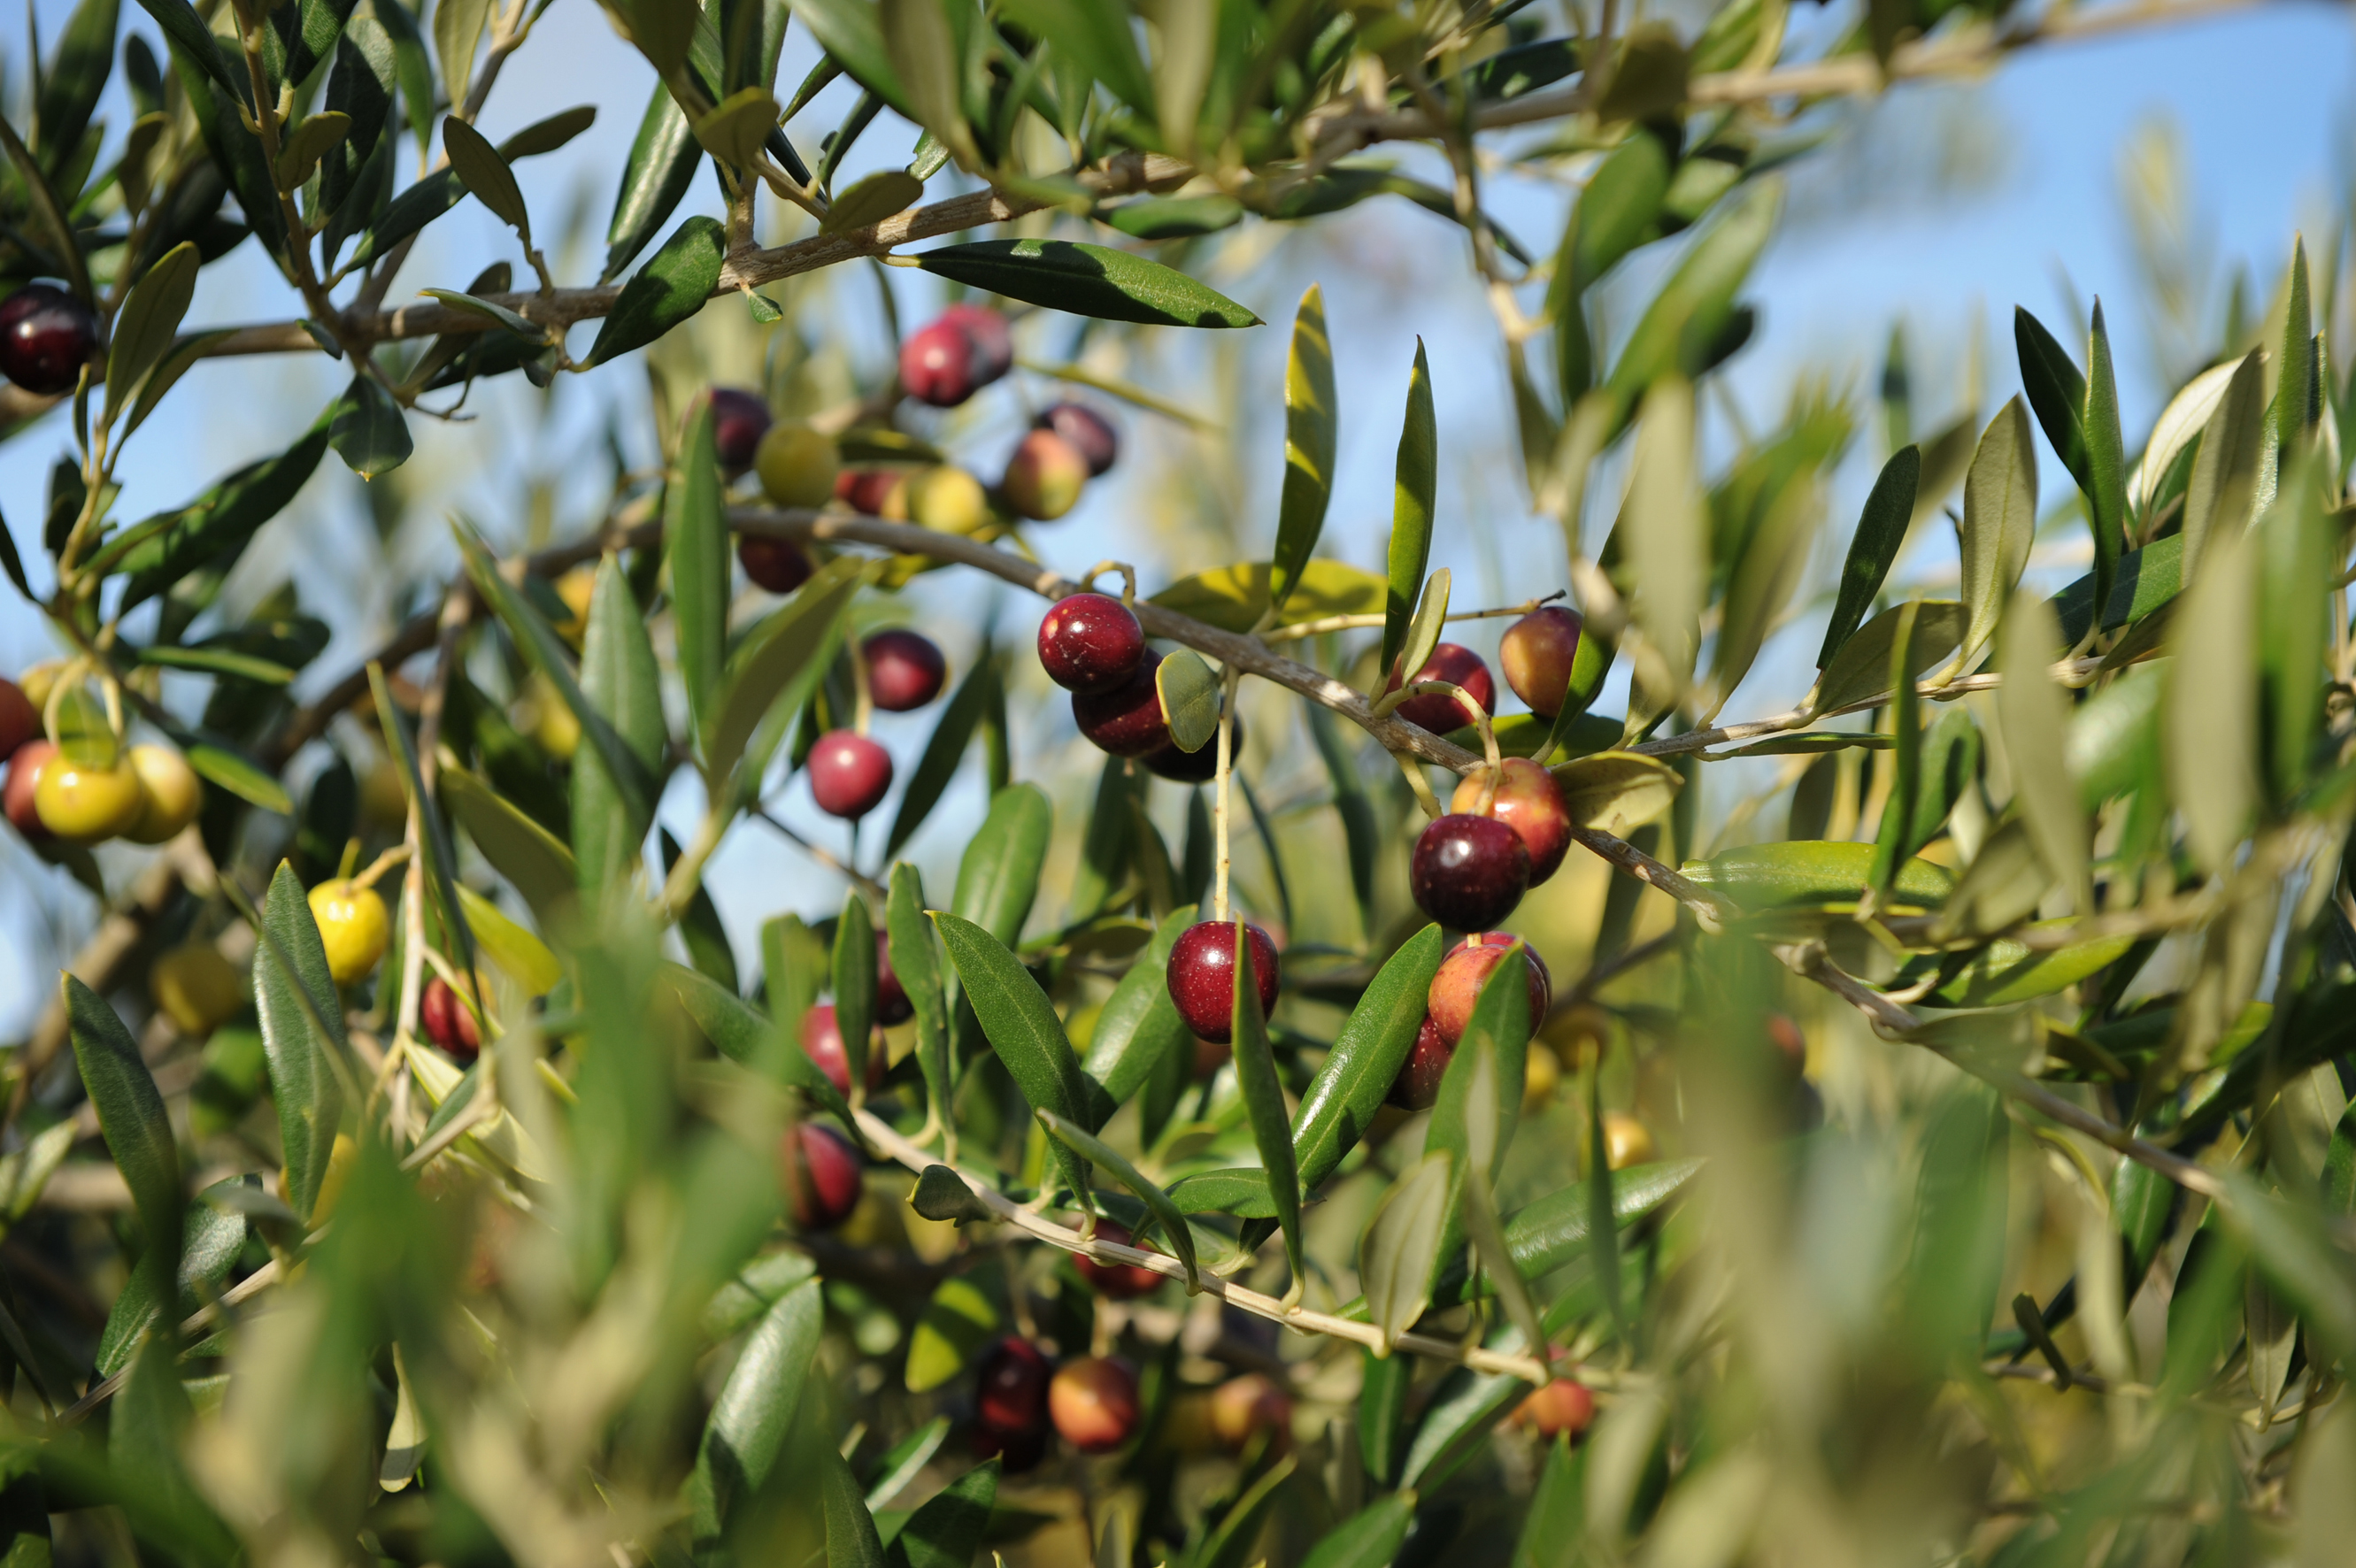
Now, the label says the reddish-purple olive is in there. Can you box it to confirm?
[1448,758,1572,885]
[0,678,34,763]
[1513,1376,1596,1441]
[900,319,983,407]
[0,284,99,396]
[1500,606,1585,719]
[835,468,908,517]
[875,931,912,1025]
[739,535,812,595]
[421,975,482,1061]
[939,304,1013,380]
[1142,714,1243,784]
[1051,1357,1141,1453]
[974,1335,1052,1440]
[4,740,55,840]
[1074,1220,1165,1300]
[864,629,947,711]
[784,1122,863,1230]
[1072,649,1169,758]
[1387,643,1496,734]
[1036,403,1120,475]
[1411,813,1529,931]
[1427,933,1552,1047]
[706,388,773,472]
[799,1003,886,1095]
[1038,593,1145,694]
[808,730,893,819]
[1166,920,1280,1045]
[1387,1015,1452,1111]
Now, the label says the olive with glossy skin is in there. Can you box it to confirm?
[1428,932,1553,1047]
[1165,919,1279,1045]
[708,388,773,471]
[807,731,893,819]
[307,879,391,985]
[1386,1016,1451,1111]
[0,678,35,762]
[4,740,54,839]
[753,422,838,506]
[422,975,482,1060]
[799,1003,885,1096]
[1499,606,1585,719]
[1601,1111,1654,1171]
[905,465,990,534]
[1208,1373,1292,1452]
[1410,814,1529,931]
[150,942,245,1037]
[1513,1376,1596,1441]
[939,304,1012,381]
[974,1335,1051,1439]
[0,284,100,396]
[1001,430,1088,521]
[785,1122,863,1229]
[35,752,146,843]
[1072,649,1169,757]
[124,743,203,845]
[1387,643,1495,734]
[1448,757,1571,884]
[1074,1221,1164,1300]
[863,630,947,711]
[738,535,812,594]
[1141,714,1243,784]
[1037,593,1144,694]
[1051,1357,1141,1453]
[1036,402,1119,475]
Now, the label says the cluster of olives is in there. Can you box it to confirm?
[1,672,204,846]
[1038,592,1226,784]
[0,282,101,396]
[1399,606,1588,934]
[972,1329,1291,1473]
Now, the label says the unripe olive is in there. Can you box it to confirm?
[553,566,597,648]
[1050,1357,1141,1453]
[123,744,203,844]
[1001,430,1089,521]
[150,942,245,1036]
[35,752,147,842]
[1600,1111,1654,1171]
[307,878,391,985]
[1498,606,1585,719]
[1523,1042,1561,1113]
[904,465,992,535]
[755,422,841,508]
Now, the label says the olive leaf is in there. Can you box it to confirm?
[1271,283,1337,611]
[914,239,1259,327]
[1155,649,1222,753]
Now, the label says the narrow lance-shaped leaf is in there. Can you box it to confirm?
[2013,305,2090,497]
[1298,1493,1418,1568]
[2166,527,2257,875]
[690,1278,822,1539]
[715,556,866,795]
[1624,378,1704,710]
[887,865,951,1135]
[1290,925,1444,1190]
[2082,301,2129,618]
[883,1458,999,1568]
[604,81,701,281]
[913,239,1260,328]
[835,891,877,1097]
[1230,919,1304,1289]
[1998,590,2089,912]
[1585,1056,1625,1341]
[2182,349,2266,578]
[669,398,728,762]
[1081,903,1195,1112]
[1039,1112,1198,1290]
[588,215,728,365]
[105,242,199,428]
[950,783,1051,948]
[65,976,183,1303]
[1867,601,1922,903]
[1424,944,1533,1303]
[1954,398,2037,669]
[1382,340,1437,680]
[1360,1151,1451,1351]
[821,1441,887,1568]
[251,862,350,1223]
[1271,283,1336,611]
[932,913,1089,1198]
[568,554,667,891]
[2271,237,2317,456]
[1818,444,1919,669]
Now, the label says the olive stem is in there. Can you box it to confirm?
[350,843,412,891]
[1212,663,1240,924]
[1081,559,1139,605]
[849,635,874,735]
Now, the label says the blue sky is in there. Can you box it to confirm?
[2,0,2351,1025]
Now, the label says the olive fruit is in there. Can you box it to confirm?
[1386,643,1494,734]
[1427,933,1553,1047]
[974,1335,1051,1472]
[836,468,908,517]
[905,465,991,535]
[124,744,204,845]
[785,1122,863,1230]
[1208,1373,1292,1451]
[798,1003,885,1095]
[307,878,391,985]
[863,630,947,711]
[1050,1357,1141,1453]
[1073,1221,1164,1300]
[0,283,100,396]
[807,731,893,819]
[0,677,35,762]
[901,307,1012,408]
[1513,1376,1596,1441]
[1499,606,1585,719]
[1036,403,1119,475]
[1386,1016,1452,1111]
[150,942,245,1036]
[1448,757,1571,884]
[753,422,839,507]
[1600,1111,1654,1170]
[708,388,773,472]
[939,304,1012,381]
[4,740,55,839]
[1409,814,1529,931]
[1165,919,1280,1045]
[421,975,482,1061]
[1072,649,1168,757]
[1037,593,1144,694]
[1002,429,1088,521]
[1141,714,1243,784]
[35,752,146,843]
[739,534,813,595]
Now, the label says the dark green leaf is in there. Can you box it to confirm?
[2047,532,2184,646]
[821,1425,888,1567]
[320,18,394,218]
[443,116,528,234]
[909,1164,995,1226]
[885,645,995,857]
[1155,649,1221,753]
[915,239,1259,328]
[104,242,199,428]
[1081,903,1194,1111]
[2182,350,2266,575]
[689,1278,822,1540]
[63,976,182,1301]
[1039,1112,1197,1289]
[835,891,877,1095]
[1359,1349,1413,1488]
[1902,1078,2009,1359]
[181,738,293,814]
[1812,600,1963,717]
[1397,1357,1523,1492]
[104,396,339,610]
[327,373,412,478]
[1271,283,1336,610]
[1190,1455,1296,1568]
[1428,1158,1702,1310]
[94,1176,252,1377]
[441,764,576,925]
[1551,127,1670,401]
[883,1459,998,1568]
[1866,601,1924,901]
[1165,1167,1276,1217]
[1381,340,1437,680]
[667,400,728,757]
[566,554,666,888]
[0,106,91,305]
[1102,194,1242,239]
[132,0,240,98]
[887,865,951,1128]
[1229,920,1303,1286]
[2014,305,2090,505]
[252,863,349,1224]
[951,783,1051,947]
[2083,301,2129,618]
[712,556,865,791]
[666,963,856,1126]
[1299,1492,1415,1568]
[1068,754,1142,923]
[1817,444,1919,669]
[588,215,727,365]
[133,642,292,686]
[1292,925,1444,1191]
[933,912,1089,1196]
